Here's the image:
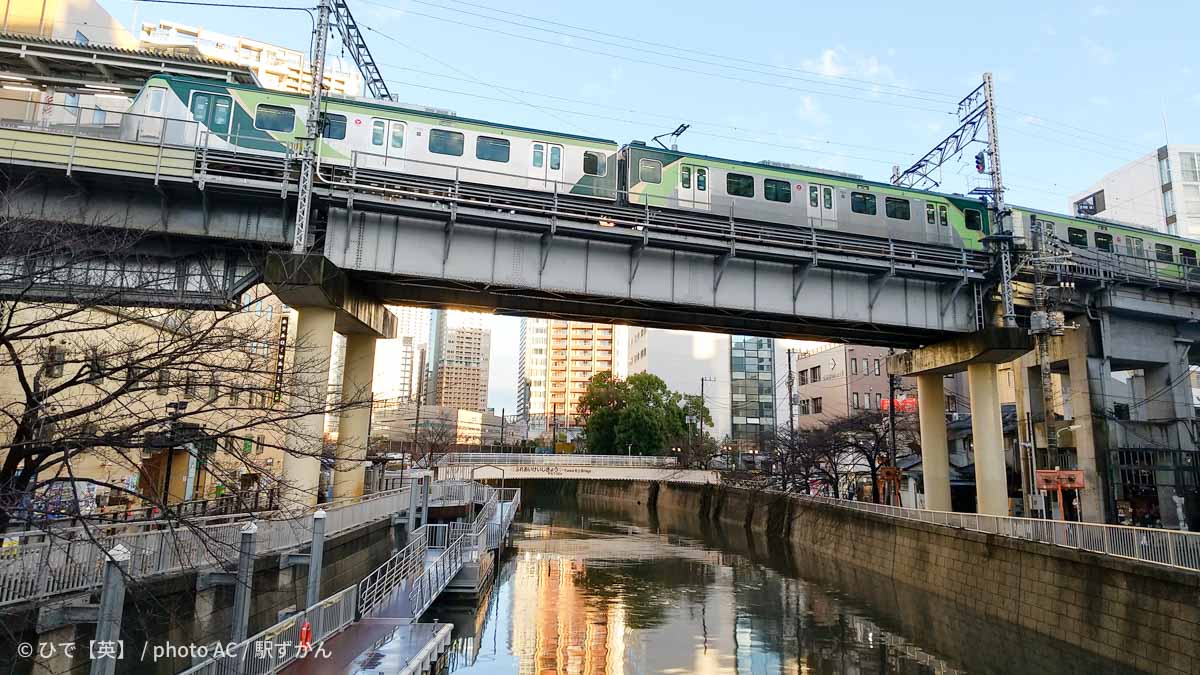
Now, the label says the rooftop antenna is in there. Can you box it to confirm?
[652,123,690,151]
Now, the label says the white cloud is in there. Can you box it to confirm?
[794,96,829,127]
[1083,38,1114,66]
[803,48,848,78]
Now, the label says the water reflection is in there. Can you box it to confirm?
[431,506,967,674]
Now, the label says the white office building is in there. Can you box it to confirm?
[1070,144,1200,238]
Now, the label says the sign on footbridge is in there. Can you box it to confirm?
[435,453,720,484]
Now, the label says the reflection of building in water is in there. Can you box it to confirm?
[509,552,626,675]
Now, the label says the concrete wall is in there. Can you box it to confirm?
[563,480,1198,675]
[1,518,398,675]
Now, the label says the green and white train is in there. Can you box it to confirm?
[122,75,1200,277]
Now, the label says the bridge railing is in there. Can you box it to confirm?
[0,486,411,608]
[439,453,678,467]
[790,493,1200,572]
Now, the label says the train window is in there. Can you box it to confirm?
[1155,243,1173,262]
[532,144,544,167]
[640,159,663,184]
[429,129,464,156]
[146,87,165,115]
[390,124,404,149]
[476,136,510,163]
[254,104,295,132]
[1067,227,1089,247]
[938,204,949,227]
[965,209,982,231]
[1180,248,1197,267]
[681,166,691,189]
[885,197,910,220]
[550,146,561,170]
[925,203,936,225]
[583,151,606,176]
[371,120,385,146]
[322,113,346,140]
[727,173,754,197]
[190,94,209,124]
[809,186,819,208]
[1094,232,1113,252]
[211,97,231,133]
[696,168,707,191]
[824,187,832,209]
[764,178,791,203]
[850,192,876,215]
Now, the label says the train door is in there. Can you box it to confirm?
[189,91,232,144]
[807,183,837,227]
[529,142,564,192]
[384,120,405,172]
[679,164,710,211]
[1127,235,1148,274]
[923,202,941,243]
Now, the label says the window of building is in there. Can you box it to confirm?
[938,204,949,226]
[1156,243,1174,263]
[640,158,662,184]
[764,178,791,203]
[583,151,606,176]
[810,366,821,382]
[157,370,170,395]
[852,393,860,409]
[850,191,876,215]
[851,358,858,375]
[1068,227,1089,247]
[1160,156,1173,185]
[429,129,464,156]
[371,120,385,146]
[1094,232,1113,252]
[798,370,808,385]
[1180,152,1200,182]
[475,136,510,163]
[1113,402,1130,420]
[873,358,880,376]
[885,197,910,220]
[322,113,346,140]
[799,399,810,415]
[208,378,220,401]
[45,344,65,378]
[727,173,755,197]
[183,373,196,399]
[964,209,983,231]
[253,104,295,132]
[862,358,869,374]
[875,393,882,409]
[1164,189,1176,218]
[75,30,89,44]
[812,397,822,414]
[1181,184,1200,216]
[864,392,872,409]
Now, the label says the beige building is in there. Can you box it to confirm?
[373,400,518,446]
[138,19,362,97]
[0,290,298,516]
[518,319,615,435]
[0,0,137,46]
[427,309,490,411]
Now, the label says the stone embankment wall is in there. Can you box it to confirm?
[563,480,1199,675]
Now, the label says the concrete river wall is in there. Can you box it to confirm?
[533,479,1199,675]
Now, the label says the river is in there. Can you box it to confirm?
[426,492,1135,675]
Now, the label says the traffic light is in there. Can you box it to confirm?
[975,151,986,174]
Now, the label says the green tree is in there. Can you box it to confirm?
[577,372,710,456]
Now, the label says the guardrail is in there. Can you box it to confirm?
[408,525,466,619]
[178,585,358,675]
[440,453,679,467]
[791,493,1200,572]
[0,486,410,608]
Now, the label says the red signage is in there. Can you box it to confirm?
[879,398,917,413]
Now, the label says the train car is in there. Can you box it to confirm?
[620,142,992,249]
[121,74,620,200]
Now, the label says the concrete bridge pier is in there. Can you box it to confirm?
[267,255,397,507]
[889,328,1033,516]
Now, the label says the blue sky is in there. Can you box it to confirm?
[100,0,1199,410]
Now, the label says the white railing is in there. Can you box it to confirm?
[791,493,1200,572]
[440,453,678,468]
[356,525,429,619]
[408,525,466,619]
[0,486,410,607]
[178,584,358,675]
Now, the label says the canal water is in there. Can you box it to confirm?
[426,494,1134,675]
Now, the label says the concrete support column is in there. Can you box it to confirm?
[968,363,1009,516]
[285,307,337,508]
[1067,354,1105,522]
[32,625,77,675]
[333,334,377,500]
[916,374,951,511]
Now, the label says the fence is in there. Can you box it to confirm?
[0,486,411,607]
[440,453,678,468]
[792,493,1200,572]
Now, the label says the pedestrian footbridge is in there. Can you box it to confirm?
[433,453,721,485]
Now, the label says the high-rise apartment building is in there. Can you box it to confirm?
[427,309,490,411]
[518,319,616,436]
[1070,144,1200,238]
[373,306,430,401]
[137,20,363,97]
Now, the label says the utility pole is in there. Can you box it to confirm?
[412,366,425,456]
[499,407,506,452]
[292,0,332,253]
[786,349,796,434]
[1029,216,1067,517]
[552,401,559,451]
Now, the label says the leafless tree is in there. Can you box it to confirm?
[411,418,457,469]
[824,410,919,503]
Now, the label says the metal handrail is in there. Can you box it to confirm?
[439,453,678,467]
[786,492,1200,572]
